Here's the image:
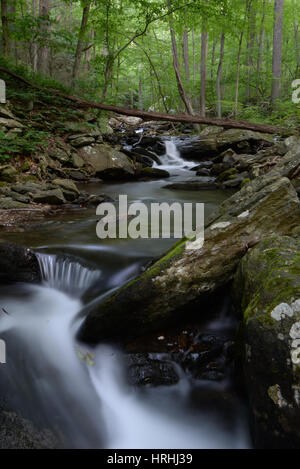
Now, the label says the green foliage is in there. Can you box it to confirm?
[0,0,299,129]
[0,129,50,162]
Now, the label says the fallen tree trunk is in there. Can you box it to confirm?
[0,66,291,135]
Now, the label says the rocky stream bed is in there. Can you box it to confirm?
[0,94,300,448]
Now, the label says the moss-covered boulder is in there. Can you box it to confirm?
[0,165,17,183]
[79,175,300,344]
[233,236,300,448]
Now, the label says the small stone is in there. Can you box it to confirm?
[271,303,294,321]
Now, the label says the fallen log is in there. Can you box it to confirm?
[0,66,291,135]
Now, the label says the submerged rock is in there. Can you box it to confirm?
[162,179,217,191]
[126,354,179,386]
[136,167,170,179]
[233,236,300,448]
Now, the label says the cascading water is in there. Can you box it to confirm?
[158,139,196,170]
[0,137,251,448]
[0,252,251,448]
[37,253,101,297]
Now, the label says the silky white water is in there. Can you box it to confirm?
[157,139,196,170]
[0,257,251,448]
[0,139,251,448]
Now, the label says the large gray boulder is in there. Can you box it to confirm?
[233,236,300,448]
[78,144,135,179]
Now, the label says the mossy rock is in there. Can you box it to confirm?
[233,236,300,448]
[217,168,237,183]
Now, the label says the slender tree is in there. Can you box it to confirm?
[216,32,225,119]
[37,0,50,74]
[167,0,194,115]
[200,28,208,117]
[1,0,9,55]
[271,0,284,105]
[72,0,91,84]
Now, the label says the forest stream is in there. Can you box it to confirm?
[0,139,252,449]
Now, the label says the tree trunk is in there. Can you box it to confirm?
[256,0,266,100]
[31,0,38,71]
[138,63,143,110]
[200,29,208,117]
[234,32,244,118]
[294,19,300,76]
[37,0,50,75]
[216,33,225,119]
[192,29,196,87]
[0,65,290,135]
[245,0,255,102]
[271,0,284,106]
[210,38,217,89]
[83,30,93,74]
[183,29,190,81]
[1,0,9,56]
[167,0,194,116]
[72,0,91,83]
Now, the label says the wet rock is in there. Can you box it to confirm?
[130,147,161,165]
[222,174,246,188]
[191,162,213,171]
[163,178,217,191]
[126,354,179,386]
[52,178,80,195]
[48,146,69,163]
[222,149,238,168]
[216,129,274,153]
[0,106,15,120]
[211,163,226,176]
[196,168,211,177]
[82,194,112,207]
[283,135,300,152]
[68,135,96,148]
[0,244,41,283]
[79,174,300,344]
[71,153,85,168]
[233,236,300,448]
[292,178,300,196]
[137,167,170,179]
[78,144,135,180]
[199,125,224,136]
[64,170,88,181]
[178,136,218,160]
[0,197,28,209]
[32,188,66,205]
[0,409,58,449]
[10,181,51,194]
[116,116,143,127]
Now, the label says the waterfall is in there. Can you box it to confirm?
[37,253,101,298]
[158,139,195,169]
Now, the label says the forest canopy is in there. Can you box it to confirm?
[0,0,299,127]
